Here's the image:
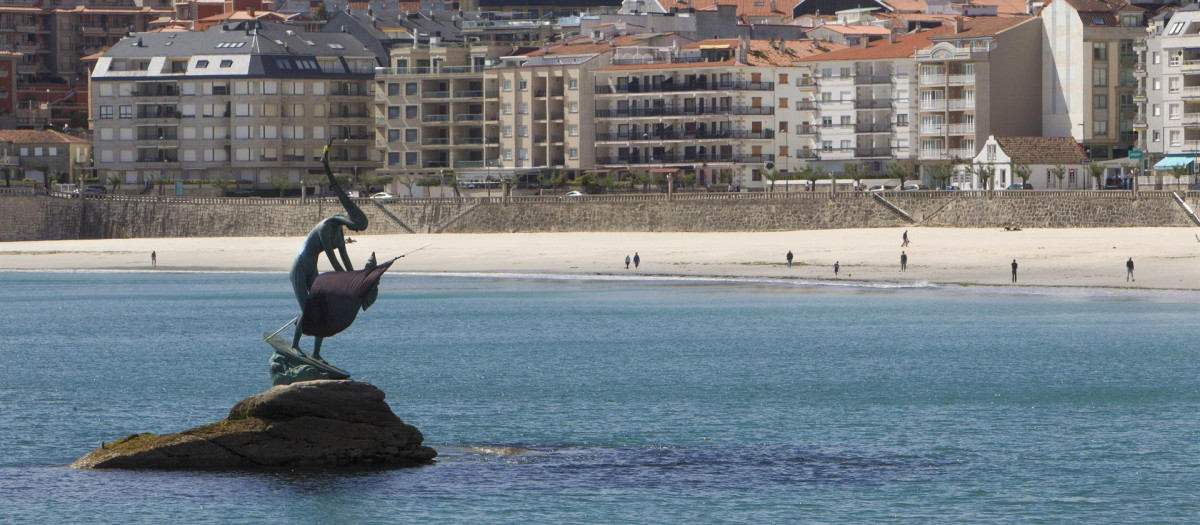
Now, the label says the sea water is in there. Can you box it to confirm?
[1,272,1199,523]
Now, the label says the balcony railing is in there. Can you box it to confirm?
[854,100,891,109]
[454,137,487,145]
[854,123,891,133]
[454,113,485,121]
[595,153,775,164]
[375,65,487,76]
[949,74,975,85]
[1182,86,1200,98]
[453,90,483,98]
[422,138,450,145]
[919,74,946,85]
[596,106,774,118]
[854,147,892,157]
[594,130,775,141]
[795,101,818,111]
[422,114,451,122]
[424,161,450,168]
[134,85,178,97]
[796,150,819,159]
[949,123,975,134]
[594,81,774,95]
[854,74,891,85]
[796,126,817,135]
[424,91,451,98]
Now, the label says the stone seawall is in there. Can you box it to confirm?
[2,192,1197,242]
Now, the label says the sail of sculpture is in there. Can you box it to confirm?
[301,258,396,338]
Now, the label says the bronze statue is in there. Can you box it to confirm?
[265,138,395,385]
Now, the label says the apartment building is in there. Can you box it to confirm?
[374,42,509,184]
[914,17,1042,188]
[791,30,941,178]
[1041,0,1146,160]
[592,37,820,189]
[1135,6,1200,173]
[90,20,380,187]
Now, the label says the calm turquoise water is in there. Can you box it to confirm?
[2,272,1199,523]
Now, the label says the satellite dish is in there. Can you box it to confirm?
[765,162,775,170]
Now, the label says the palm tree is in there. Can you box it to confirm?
[926,162,952,189]
[802,164,825,190]
[1170,164,1189,190]
[974,163,995,191]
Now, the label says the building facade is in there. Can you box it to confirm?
[90,20,380,187]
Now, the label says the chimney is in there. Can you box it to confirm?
[889,31,896,43]
[954,16,965,33]
[859,36,868,48]
[769,0,776,11]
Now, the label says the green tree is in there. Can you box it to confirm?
[106,173,122,193]
[886,159,913,190]
[1086,162,1106,190]
[762,166,780,192]
[1170,164,1189,190]
[1050,165,1067,189]
[842,162,862,192]
[267,172,291,197]
[70,111,88,130]
[1013,163,1032,186]
[926,162,953,189]
[802,164,825,190]
[974,163,995,191]
[315,2,330,20]
[213,177,233,196]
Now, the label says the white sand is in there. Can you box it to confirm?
[1,228,1196,289]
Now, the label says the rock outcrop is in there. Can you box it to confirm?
[72,380,436,469]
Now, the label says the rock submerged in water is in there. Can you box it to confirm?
[71,380,436,469]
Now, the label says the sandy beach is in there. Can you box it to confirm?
[1,227,1197,289]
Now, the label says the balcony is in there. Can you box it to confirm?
[453,90,483,98]
[595,106,774,118]
[81,26,106,36]
[854,147,892,157]
[422,114,451,122]
[454,113,485,121]
[949,74,975,85]
[1182,86,1200,99]
[797,125,817,135]
[423,161,450,168]
[1132,89,1147,101]
[1132,115,1147,128]
[424,91,451,99]
[854,100,891,109]
[15,24,37,33]
[136,152,180,163]
[949,147,976,158]
[854,122,891,133]
[920,125,945,135]
[421,137,451,146]
[455,160,486,168]
[949,123,975,135]
[15,44,39,54]
[797,78,818,90]
[134,84,178,97]
[374,65,486,76]
[595,153,775,164]
[795,101,818,111]
[796,149,819,159]
[454,137,487,145]
[594,80,775,95]
[594,130,775,141]
[854,74,891,85]
[918,98,975,111]
[919,74,946,86]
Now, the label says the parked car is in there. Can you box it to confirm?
[1005,183,1034,190]
[866,185,895,192]
[902,184,928,191]
[562,191,585,198]
[369,192,394,201]
[940,185,961,191]
[80,185,107,195]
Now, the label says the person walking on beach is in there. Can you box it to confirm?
[1011,259,1018,283]
[786,250,794,268]
[901,230,910,247]
[900,251,907,271]
[625,255,631,270]
[151,251,157,268]
[834,261,840,277]
[633,252,640,269]
[1126,257,1135,282]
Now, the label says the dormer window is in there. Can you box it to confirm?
[1092,16,1104,26]
[1169,21,1184,35]
[196,60,209,68]
[220,59,233,67]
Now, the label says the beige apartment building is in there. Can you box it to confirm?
[91,21,379,187]
[914,17,1043,188]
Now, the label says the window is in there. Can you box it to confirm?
[1094,94,1108,109]
[568,102,578,113]
[821,116,832,126]
[388,152,400,166]
[1093,121,1108,135]
[1153,104,1160,116]
[219,59,233,68]
[1169,104,1180,119]
[1170,53,1181,67]
[779,121,788,132]
[405,152,418,165]
[503,104,512,115]
[519,125,528,137]
[821,140,832,150]
[821,92,832,102]
[896,113,908,126]
[1153,130,1161,142]
[1169,77,1180,94]
[568,125,579,136]
[1093,68,1107,87]
[502,126,512,138]
[196,60,209,68]
[387,83,400,96]
[99,105,113,119]
[1093,43,1107,61]
[1153,52,1161,65]
[840,139,851,150]
[518,103,528,114]
[405,129,418,142]
[568,78,578,89]
[519,148,528,160]
[518,80,527,90]
[839,67,850,78]
[779,146,788,157]
[568,147,578,159]
[502,148,512,160]
[118,105,131,118]
[1170,129,1180,145]
[779,73,788,84]
[840,115,851,126]
[388,129,401,142]
[1169,22,1185,35]
[502,80,512,91]
[388,106,400,119]
[1154,78,1161,91]
[779,97,788,109]
[406,106,418,119]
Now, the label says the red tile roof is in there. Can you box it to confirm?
[523,33,679,57]
[0,130,89,145]
[796,27,948,61]
[994,136,1087,165]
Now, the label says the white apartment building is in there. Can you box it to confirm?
[791,32,932,178]
[1041,0,1146,160]
[914,17,1043,188]
[90,21,380,187]
[592,38,814,190]
[1135,6,1200,175]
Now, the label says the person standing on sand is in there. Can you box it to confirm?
[1011,259,1018,283]
[901,230,909,247]
[625,255,631,270]
[834,261,840,277]
[151,251,156,268]
[900,251,907,271]
[1127,257,1135,282]
[786,250,793,268]
[633,252,640,269]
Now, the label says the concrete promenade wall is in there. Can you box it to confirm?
[2,191,1198,242]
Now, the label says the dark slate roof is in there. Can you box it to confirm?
[103,20,386,65]
[995,136,1088,165]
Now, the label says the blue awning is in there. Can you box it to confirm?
[1153,155,1195,170]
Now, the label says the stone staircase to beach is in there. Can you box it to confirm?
[1170,192,1200,227]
